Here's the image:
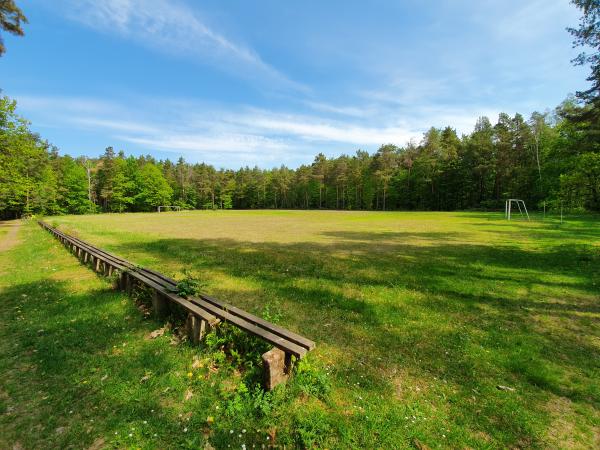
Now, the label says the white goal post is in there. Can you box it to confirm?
[505,199,530,221]
[157,205,181,212]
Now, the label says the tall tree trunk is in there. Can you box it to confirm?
[319,184,322,208]
[86,165,92,202]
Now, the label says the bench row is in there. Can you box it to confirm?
[38,221,315,387]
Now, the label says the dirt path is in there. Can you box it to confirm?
[0,221,22,252]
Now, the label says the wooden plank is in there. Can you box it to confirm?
[186,296,307,358]
[52,229,128,273]
[198,293,316,351]
[138,267,315,351]
[123,269,218,325]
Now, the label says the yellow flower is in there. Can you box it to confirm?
[187,372,193,378]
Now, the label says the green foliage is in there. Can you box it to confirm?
[134,163,173,211]
[2,91,600,216]
[58,157,95,214]
[204,322,270,374]
[293,359,331,399]
[568,0,600,102]
[0,0,27,56]
[175,269,205,298]
[560,152,600,210]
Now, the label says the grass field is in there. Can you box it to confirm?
[1,211,599,448]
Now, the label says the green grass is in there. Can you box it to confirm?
[0,223,9,240]
[2,211,599,448]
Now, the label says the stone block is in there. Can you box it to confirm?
[262,348,290,390]
[186,313,211,345]
[152,290,170,318]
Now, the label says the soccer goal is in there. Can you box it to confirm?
[157,205,181,212]
[505,199,530,221]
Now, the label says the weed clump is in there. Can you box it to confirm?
[175,269,205,298]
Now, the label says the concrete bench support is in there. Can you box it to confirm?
[186,313,212,345]
[119,271,128,291]
[125,273,134,295]
[262,348,291,390]
[152,290,170,319]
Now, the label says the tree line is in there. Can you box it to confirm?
[1,94,599,219]
[1,1,599,218]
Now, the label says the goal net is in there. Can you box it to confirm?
[157,205,182,212]
[505,199,530,221]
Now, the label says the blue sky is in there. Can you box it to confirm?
[0,0,589,168]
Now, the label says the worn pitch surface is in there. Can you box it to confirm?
[9,211,600,447]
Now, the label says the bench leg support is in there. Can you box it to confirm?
[262,348,291,390]
[152,290,170,319]
[119,271,127,291]
[186,314,211,345]
[125,273,134,295]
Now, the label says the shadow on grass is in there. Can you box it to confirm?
[103,228,599,446]
[0,277,219,449]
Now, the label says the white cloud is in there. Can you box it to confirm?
[483,0,577,41]
[61,0,306,92]
[302,101,368,118]
[119,133,288,154]
[72,117,159,134]
[13,91,520,167]
[16,93,429,163]
[16,95,118,115]
[209,107,418,145]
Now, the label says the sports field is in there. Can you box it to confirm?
[1,211,599,448]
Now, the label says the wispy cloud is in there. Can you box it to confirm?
[302,101,368,118]
[60,0,306,92]
[15,93,499,167]
[481,0,577,41]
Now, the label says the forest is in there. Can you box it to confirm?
[1,93,599,219]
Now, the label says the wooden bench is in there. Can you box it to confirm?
[38,220,315,388]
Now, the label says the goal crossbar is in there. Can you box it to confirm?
[157,205,181,212]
